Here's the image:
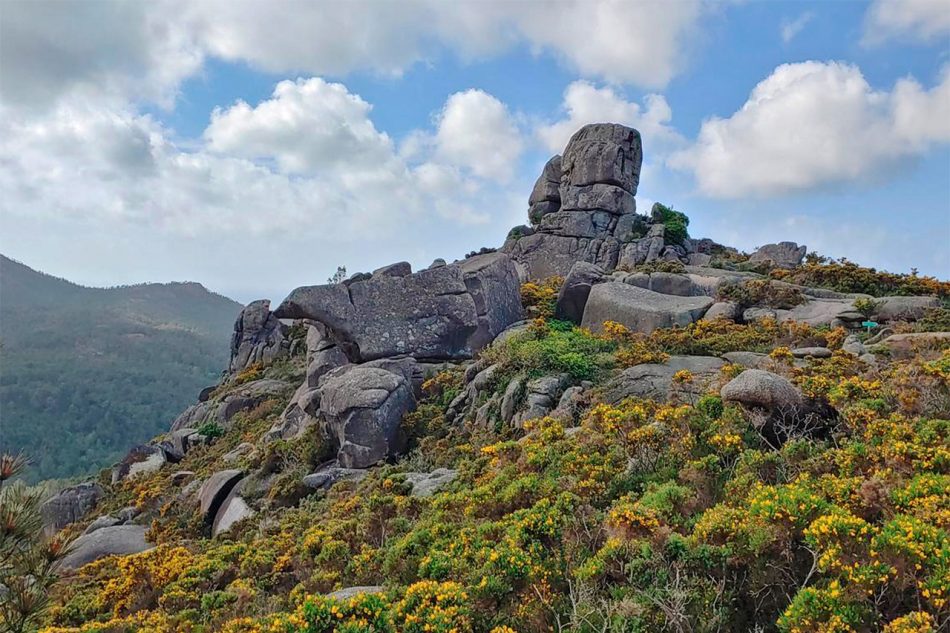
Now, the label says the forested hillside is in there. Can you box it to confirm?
[0,255,242,481]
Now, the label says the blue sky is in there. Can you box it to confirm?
[1,0,948,303]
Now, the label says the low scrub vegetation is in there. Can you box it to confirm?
[771,256,950,299]
[33,308,950,633]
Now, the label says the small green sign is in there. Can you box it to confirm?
[862,320,878,332]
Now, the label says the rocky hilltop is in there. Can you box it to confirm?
[34,124,950,633]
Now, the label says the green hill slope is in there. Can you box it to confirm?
[0,255,242,481]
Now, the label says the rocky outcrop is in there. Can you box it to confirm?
[581,283,713,334]
[112,445,167,485]
[555,262,606,323]
[275,253,522,362]
[197,469,244,526]
[41,482,103,532]
[606,356,725,403]
[502,125,738,280]
[748,242,807,269]
[229,300,289,373]
[874,296,940,322]
[317,359,420,468]
[58,525,152,571]
[720,370,803,411]
[302,464,369,491]
[528,155,562,225]
[510,374,571,428]
[703,302,740,322]
[503,124,642,279]
[404,468,458,497]
[327,586,385,601]
[211,480,254,537]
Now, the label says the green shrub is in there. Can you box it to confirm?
[696,394,724,420]
[634,260,687,274]
[853,297,883,319]
[196,421,224,439]
[651,202,689,244]
[481,321,615,381]
[716,279,805,310]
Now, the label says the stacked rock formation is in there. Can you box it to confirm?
[502,123,724,281]
[503,124,641,279]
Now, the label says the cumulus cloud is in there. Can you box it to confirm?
[433,90,523,182]
[1,0,707,113]
[669,61,950,197]
[863,0,950,45]
[186,0,704,87]
[205,78,397,175]
[0,78,529,298]
[536,80,683,155]
[0,0,201,109]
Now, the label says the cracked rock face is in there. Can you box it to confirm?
[275,253,522,362]
[502,123,644,280]
[317,359,419,468]
[229,300,289,373]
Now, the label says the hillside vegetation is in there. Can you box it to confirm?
[33,262,950,632]
[0,256,242,481]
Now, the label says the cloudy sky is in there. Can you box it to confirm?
[1,0,948,303]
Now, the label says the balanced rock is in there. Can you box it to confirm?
[748,242,806,269]
[581,283,713,334]
[276,253,522,362]
[229,300,289,373]
[502,124,645,280]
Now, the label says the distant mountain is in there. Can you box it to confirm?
[0,255,243,481]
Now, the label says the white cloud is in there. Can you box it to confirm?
[0,79,527,298]
[511,0,703,87]
[0,0,201,110]
[1,0,708,113]
[204,78,396,175]
[187,0,704,88]
[670,61,950,198]
[536,80,683,155]
[863,0,950,45]
[433,90,523,182]
[780,12,814,43]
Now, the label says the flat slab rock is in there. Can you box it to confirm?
[212,481,255,537]
[197,469,244,524]
[403,468,458,497]
[606,356,725,404]
[326,586,385,601]
[581,282,713,334]
[58,525,152,571]
[275,253,522,361]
